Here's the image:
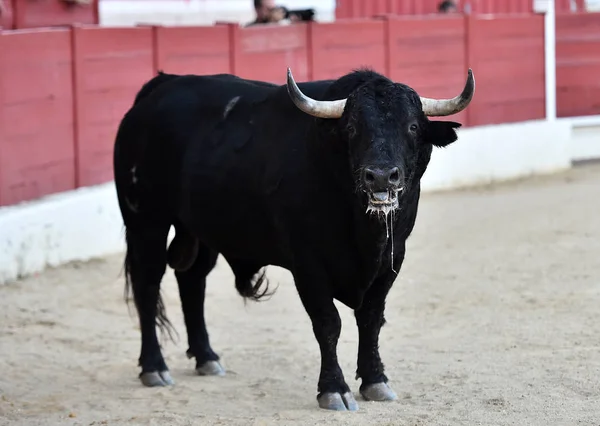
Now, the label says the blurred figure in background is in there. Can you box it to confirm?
[285,7,315,22]
[438,0,459,13]
[248,0,278,26]
[247,0,315,26]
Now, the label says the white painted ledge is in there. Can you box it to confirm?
[562,115,600,162]
[0,184,125,284]
[0,117,593,285]
[421,119,572,191]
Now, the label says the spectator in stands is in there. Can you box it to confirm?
[268,6,315,25]
[438,0,458,13]
[247,0,280,26]
[246,0,315,27]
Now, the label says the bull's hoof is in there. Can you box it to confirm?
[196,360,226,376]
[139,370,175,387]
[317,392,359,411]
[360,382,398,401]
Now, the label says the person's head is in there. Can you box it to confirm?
[254,0,276,21]
[438,0,458,13]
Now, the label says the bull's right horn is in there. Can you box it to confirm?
[420,69,475,117]
[286,68,347,119]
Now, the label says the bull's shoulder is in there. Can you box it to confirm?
[202,95,256,152]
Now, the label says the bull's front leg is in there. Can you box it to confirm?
[354,248,405,402]
[295,268,359,411]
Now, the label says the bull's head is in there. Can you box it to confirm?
[286,68,475,216]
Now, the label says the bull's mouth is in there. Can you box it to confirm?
[366,190,400,214]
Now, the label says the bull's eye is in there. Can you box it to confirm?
[409,123,418,132]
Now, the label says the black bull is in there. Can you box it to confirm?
[113,67,475,411]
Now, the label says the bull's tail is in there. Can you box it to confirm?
[115,70,182,346]
[234,267,277,303]
[122,227,179,344]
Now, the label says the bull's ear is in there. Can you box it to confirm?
[424,121,462,148]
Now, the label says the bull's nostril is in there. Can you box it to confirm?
[365,170,375,183]
[389,168,400,184]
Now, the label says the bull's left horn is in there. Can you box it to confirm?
[420,69,475,117]
[286,68,347,119]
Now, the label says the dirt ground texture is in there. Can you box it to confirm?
[1,164,599,426]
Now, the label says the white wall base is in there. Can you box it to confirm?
[0,117,594,285]
[0,184,125,284]
[421,119,572,191]
[562,116,600,162]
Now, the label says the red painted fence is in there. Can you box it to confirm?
[335,0,534,18]
[232,23,311,83]
[556,0,587,13]
[154,25,231,76]
[386,15,468,124]
[556,12,600,118]
[335,0,588,18]
[0,12,596,208]
[468,14,546,126]
[0,0,99,30]
[72,26,155,188]
[0,29,76,206]
[311,19,388,80]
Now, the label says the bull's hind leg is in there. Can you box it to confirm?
[174,243,225,376]
[125,225,174,387]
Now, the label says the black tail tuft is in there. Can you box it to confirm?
[235,268,278,303]
[122,229,179,345]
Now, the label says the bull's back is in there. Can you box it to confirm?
[114,74,274,221]
[115,73,333,266]
[133,71,181,105]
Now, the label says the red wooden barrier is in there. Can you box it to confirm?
[154,25,232,75]
[556,0,586,13]
[0,29,75,206]
[388,0,419,15]
[231,23,310,84]
[466,14,546,126]
[72,26,154,187]
[337,0,437,18]
[2,13,598,209]
[556,13,600,118]
[357,0,391,17]
[0,0,15,29]
[311,19,387,80]
[386,15,468,125]
[467,0,533,14]
[393,0,435,14]
[10,0,98,29]
[336,0,535,18]
[335,0,356,19]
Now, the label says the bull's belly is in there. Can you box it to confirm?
[178,196,289,268]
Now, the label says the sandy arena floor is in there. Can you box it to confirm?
[1,164,599,426]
